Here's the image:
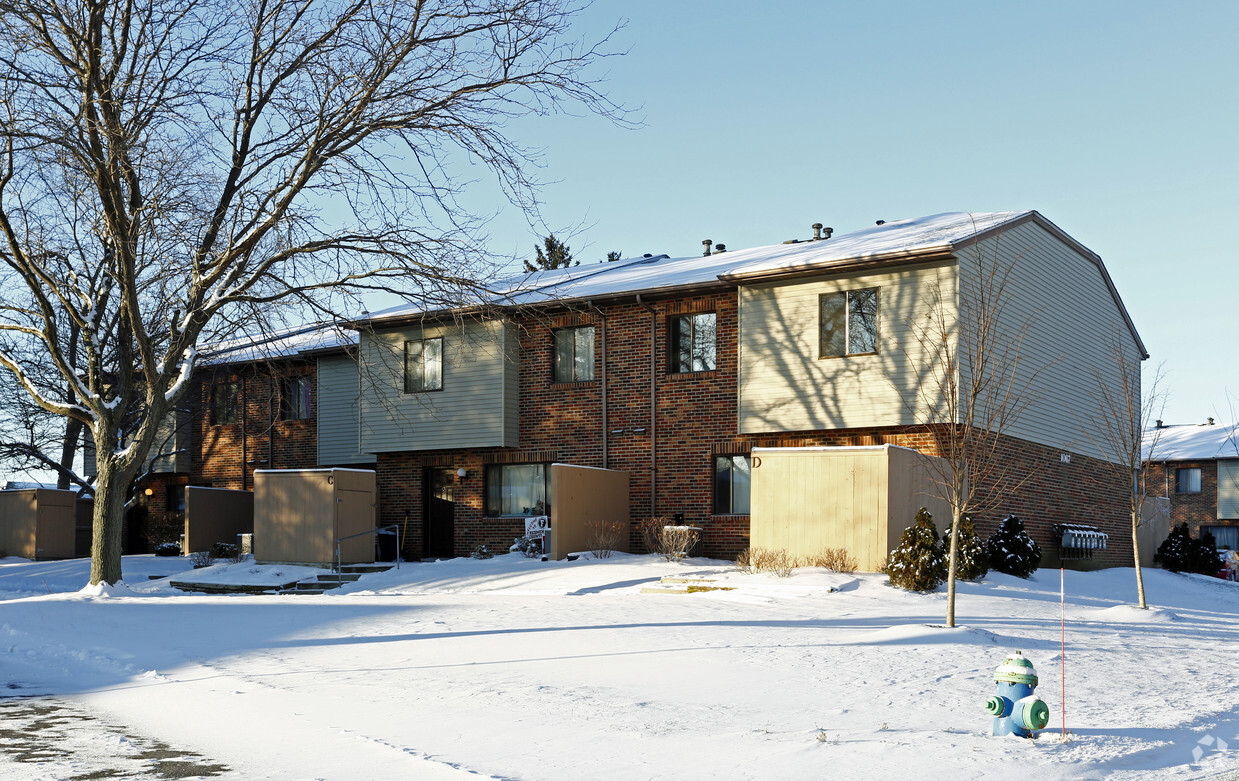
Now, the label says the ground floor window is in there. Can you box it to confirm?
[485,463,549,517]
[713,455,751,515]
[1205,526,1239,550]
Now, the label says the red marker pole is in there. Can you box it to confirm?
[1060,566,1066,738]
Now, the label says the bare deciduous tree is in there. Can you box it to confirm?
[1086,349,1164,608]
[904,233,1039,628]
[0,0,623,584]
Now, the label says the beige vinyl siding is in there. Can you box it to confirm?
[317,354,372,465]
[359,317,517,452]
[1218,460,1239,519]
[957,221,1142,462]
[738,260,957,433]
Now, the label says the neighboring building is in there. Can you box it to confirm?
[88,323,371,552]
[1143,421,1239,550]
[353,210,1147,567]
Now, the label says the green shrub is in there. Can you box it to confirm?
[1155,523,1222,574]
[987,515,1041,578]
[942,513,990,581]
[471,544,495,560]
[887,507,947,592]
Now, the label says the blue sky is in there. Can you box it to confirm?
[468,0,1239,425]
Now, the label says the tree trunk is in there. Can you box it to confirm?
[1132,509,1147,609]
[89,459,128,585]
[945,507,961,628]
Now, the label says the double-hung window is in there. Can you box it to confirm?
[404,338,443,393]
[669,313,716,373]
[553,326,595,382]
[209,381,240,426]
[485,463,550,517]
[281,375,312,420]
[820,288,879,358]
[714,454,752,515]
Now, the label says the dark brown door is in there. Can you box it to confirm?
[425,468,455,558]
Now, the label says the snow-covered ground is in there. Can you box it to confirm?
[1,552,1238,780]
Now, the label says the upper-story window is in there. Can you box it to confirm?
[209,380,240,426]
[1176,467,1202,494]
[553,326,595,382]
[669,312,716,373]
[820,288,879,358]
[404,338,443,393]
[281,375,313,420]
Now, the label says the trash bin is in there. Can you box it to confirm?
[376,529,397,562]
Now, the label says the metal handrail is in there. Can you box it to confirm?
[334,523,403,585]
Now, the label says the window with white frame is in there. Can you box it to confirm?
[820,287,879,358]
[404,338,443,393]
[713,454,751,515]
[553,326,595,382]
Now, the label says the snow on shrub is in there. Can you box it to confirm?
[986,515,1041,578]
[887,507,946,592]
[1155,523,1223,574]
[942,513,989,581]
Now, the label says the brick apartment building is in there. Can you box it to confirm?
[1144,421,1239,550]
[120,210,1147,568]
[354,211,1146,567]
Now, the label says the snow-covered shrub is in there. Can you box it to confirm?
[986,515,1041,578]
[210,542,240,563]
[1155,523,1223,574]
[470,544,495,560]
[510,535,543,558]
[942,513,989,581]
[657,526,700,562]
[637,517,668,554]
[887,507,946,592]
[154,542,182,557]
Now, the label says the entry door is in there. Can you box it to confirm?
[424,468,455,558]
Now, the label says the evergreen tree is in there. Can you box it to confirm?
[887,507,947,592]
[524,234,577,272]
[1156,523,1223,574]
[605,250,622,262]
[943,513,989,581]
[986,515,1041,578]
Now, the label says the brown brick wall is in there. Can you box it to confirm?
[369,291,1134,568]
[1144,460,1227,540]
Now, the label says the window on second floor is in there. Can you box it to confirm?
[281,375,313,420]
[485,463,549,517]
[669,312,716,373]
[404,337,443,393]
[714,454,752,515]
[553,326,595,382]
[209,380,240,426]
[1176,467,1202,494]
[820,287,879,358]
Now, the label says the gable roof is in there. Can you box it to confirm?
[359,210,1144,357]
[200,323,356,366]
[1145,423,1239,461]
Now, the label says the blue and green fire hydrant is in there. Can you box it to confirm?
[984,651,1050,737]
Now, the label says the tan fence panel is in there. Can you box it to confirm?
[548,465,629,560]
[254,469,376,566]
[184,487,255,553]
[0,489,77,559]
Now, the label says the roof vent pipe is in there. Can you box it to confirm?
[1156,419,1163,428]
[702,239,712,257]
[812,223,823,240]
[713,243,726,254]
[876,220,886,226]
[823,227,833,238]
[1209,417,1216,425]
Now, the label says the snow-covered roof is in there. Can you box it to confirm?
[200,322,356,365]
[1145,423,1239,461]
[365,211,1032,322]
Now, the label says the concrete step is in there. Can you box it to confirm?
[339,563,396,574]
[316,572,362,583]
